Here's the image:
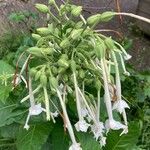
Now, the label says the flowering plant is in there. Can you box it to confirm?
[0,0,150,149]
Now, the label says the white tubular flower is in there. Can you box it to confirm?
[75,120,90,132]
[99,136,106,147]
[51,111,59,117]
[124,54,132,60]
[24,103,44,130]
[29,103,43,115]
[112,100,130,114]
[81,107,88,118]
[91,122,105,141]
[105,119,127,133]
[123,71,130,76]
[120,126,128,136]
[69,143,82,150]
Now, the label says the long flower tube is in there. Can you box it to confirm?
[56,88,81,150]
[20,85,42,103]
[78,87,97,124]
[100,58,113,120]
[43,86,51,121]
[73,72,90,132]
[73,72,83,120]
[114,41,132,60]
[118,53,130,76]
[111,51,130,132]
[24,76,44,130]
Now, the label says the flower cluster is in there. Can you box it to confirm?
[13,1,149,149]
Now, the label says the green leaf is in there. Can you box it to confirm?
[104,122,140,150]
[0,100,17,127]
[76,132,101,150]
[51,121,69,150]
[0,60,14,75]
[16,123,53,150]
[0,123,20,138]
[0,85,12,103]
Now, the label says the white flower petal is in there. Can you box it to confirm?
[120,126,128,136]
[81,108,88,118]
[75,120,90,132]
[91,122,105,140]
[99,136,106,147]
[29,103,43,116]
[105,119,127,132]
[69,143,82,150]
[24,124,30,130]
[124,54,132,60]
[123,71,130,76]
[112,100,130,114]
[51,111,59,117]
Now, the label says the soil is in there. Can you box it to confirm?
[0,0,149,71]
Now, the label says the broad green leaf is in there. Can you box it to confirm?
[0,123,20,138]
[0,85,12,103]
[51,121,69,150]
[16,123,53,150]
[104,122,140,150]
[0,60,14,75]
[0,100,17,127]
[76,132,101,150]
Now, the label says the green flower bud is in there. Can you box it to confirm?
[71,6,82,17]
[79,69,85,79]
[36,27,51,36]
[58,59,69,68]
[70,60,76,72]
[35,3,49,13]
[49,77,58,89]
[63,74,68,82]
[60,38,70,48]
[32,34,41,41]
[42,48,54,55]
[104,37,115,50]
[29,68,37,77]
[100,11,115,22]
[40,74,47,87]
[35,70,42,81]
[48,0,55,5]
[95,41,106,59]
[27,47,43,57]
[70,29,83,40]
[58,67,66,74]
[75,21,83,29]
[95,79,101,90]
[51,66,58,75]
[87,14,101,25]
[48,23,54,33]
[27,47,54,57]
[61,54,68,60]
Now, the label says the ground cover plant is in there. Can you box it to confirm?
[0,0,150,150]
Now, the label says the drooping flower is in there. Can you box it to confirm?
[51,111,59,117]
[124,54,132,60]
[91,122,105,140]
[75,120,90,132]
[99,136,106,147]
[69,143,82,150]
[105,119,127,133]
[24,103,44,130]
[112,99,130,114]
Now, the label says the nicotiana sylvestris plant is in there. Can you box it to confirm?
[10,0,150,149]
